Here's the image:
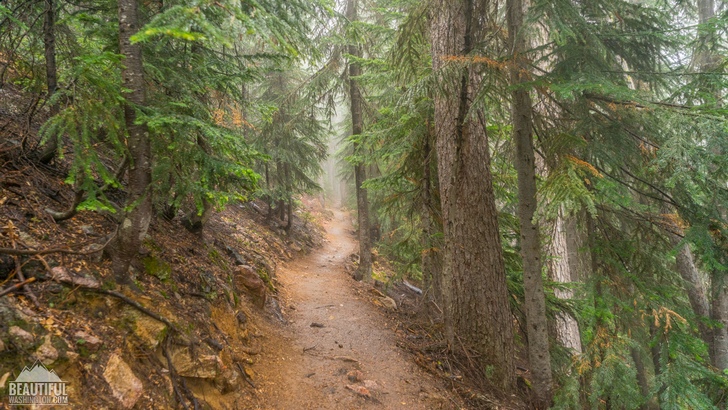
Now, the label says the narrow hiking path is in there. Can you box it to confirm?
[248,209,454,410]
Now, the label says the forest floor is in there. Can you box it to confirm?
[246,209,457,410]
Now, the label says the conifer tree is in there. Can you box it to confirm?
[507,0,552,402]
[430,0,515,390]
[106,0,152,284]
[345,0,373,281]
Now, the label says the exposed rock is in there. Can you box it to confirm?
[169,346,222,379]
[9,326,34,346]
[103,353,143,409]
[235,311,248,327]
[363,379,380,392]
[224,245,247,266]
[347,369,364,383]
[32,335,58,365]
[234,265,266,308]
[345,384,371,398]
[290,242,302,252]
[378,296,397,311]
[50,266,100,288]
[74,330,103,351]
[19,231,39,248]
[214,367,240,393]
[65,351,79,363]
[123,306,167,349]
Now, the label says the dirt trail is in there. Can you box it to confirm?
[249,210,452,410]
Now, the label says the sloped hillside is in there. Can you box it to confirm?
[0,134,327,408]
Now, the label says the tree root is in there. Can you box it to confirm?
[163,335,202,410]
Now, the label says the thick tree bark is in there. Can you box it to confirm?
[107,0,152,284]
[38,0,58,163]
[346,0,372,281]
[507,0,552,402]
[430,0,515,390]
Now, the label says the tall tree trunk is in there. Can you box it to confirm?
[284,163,293,234]
[38,0,58,163]
[107,0,152,285]
[649,322,666,408]
[182,135,215,234]
[630,346,658,410]
[548,210,583,353]
[278,199,285,221]
[430,0,515,390]
[663,213,712,358]
[695,0,728,371]
[507,0,552,402]
[712,281,728,369]
[346,0,372,282]
[421,125,443,311]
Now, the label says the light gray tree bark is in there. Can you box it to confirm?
[507,0,552,402]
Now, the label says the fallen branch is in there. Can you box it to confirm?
[48,266,176,330]
[0,277,36,298]
[11,239,39,307]
[45,190,83,222]
[402,280,423,295]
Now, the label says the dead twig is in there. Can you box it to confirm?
[235,361,256,388]
[0,270,17,287]
[0,277,36,298]
[99,288,176,329]
[303,344,317,352]
[11,238,39,307]
[455,334,476,371]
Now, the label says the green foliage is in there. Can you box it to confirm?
[251,66,330,212]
